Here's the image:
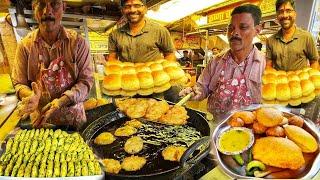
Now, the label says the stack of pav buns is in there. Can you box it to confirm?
[102,59,188,96]
[262,68,320,106]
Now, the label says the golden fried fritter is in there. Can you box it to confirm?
[121,155,146,171]
[144,100,170,121]
[115,98,137,112]
[124,119,143,128]
[124,136,144,154]
[147,99,158,106]
[114,126,137,137]
[232,111,255,124]
[94,132,116,145]
[125,99,149,118]
[288,115,304,127]
[252,121,267,134]
[159,105,189,125]
[102,158,121,174]
[228,117,245,127]
[253,137,305,170]
[162,145,187,162]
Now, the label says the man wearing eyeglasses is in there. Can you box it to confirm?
[11,0,94,129]
[108,0,176,62]
[266,0,319,71]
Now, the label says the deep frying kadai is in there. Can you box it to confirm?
[82,102,210,179]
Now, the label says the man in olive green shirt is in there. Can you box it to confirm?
[266,0,319,71]
[108,0,176,62]
[108,0,180,102]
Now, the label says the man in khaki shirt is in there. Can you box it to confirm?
[266,0,319,71]
[108,0,180,102]
[108,0,175,62]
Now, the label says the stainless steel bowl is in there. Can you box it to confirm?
[216,127,254,155]
[211,107,320,179]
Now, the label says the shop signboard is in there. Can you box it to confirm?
[88,31,109,52]
[204,0,276,28]
[308,0,320,47]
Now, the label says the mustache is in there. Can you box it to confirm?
[128,12,140,15]
[41,16,55,22]
[229,36,242,42]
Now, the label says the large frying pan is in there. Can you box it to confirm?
[82,101,210,179]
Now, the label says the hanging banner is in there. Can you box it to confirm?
[204,0,276,27]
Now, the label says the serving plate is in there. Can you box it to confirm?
[211,106,320,179]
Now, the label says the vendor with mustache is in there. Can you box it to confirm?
[266,0,319,71]
[11,0,93,129]
[180,4,266,120]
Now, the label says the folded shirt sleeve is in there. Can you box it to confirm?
[63,36,94,105]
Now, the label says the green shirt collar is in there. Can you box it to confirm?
[275,26,304,42]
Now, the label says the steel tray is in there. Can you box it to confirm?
[0,128,105,180]
[211,106,320,179]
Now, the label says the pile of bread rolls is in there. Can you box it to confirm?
[102,59,188,96]
[262,68,320,106]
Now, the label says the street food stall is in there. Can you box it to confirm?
[0,0,320,179]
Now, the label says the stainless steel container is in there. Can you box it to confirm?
[211,107,320,179]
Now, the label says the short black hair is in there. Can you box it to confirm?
[120,0,146,7]
[275,0,296,11]
[231,4,262,26]
[183,50,188,53]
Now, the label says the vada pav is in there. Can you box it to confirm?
[124,119,143,128]
[102,159,121,174]
[114,126,137,137]
[94,132,116,145]
[162,146,187,162]
[124,136,144,154]
[231,111,255,124]
[253,137,305,170]
[121,155,146,171]
[256,108,283,127]
[125,99,149,119]
[145,100,170,121]
[159,105,189,125]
